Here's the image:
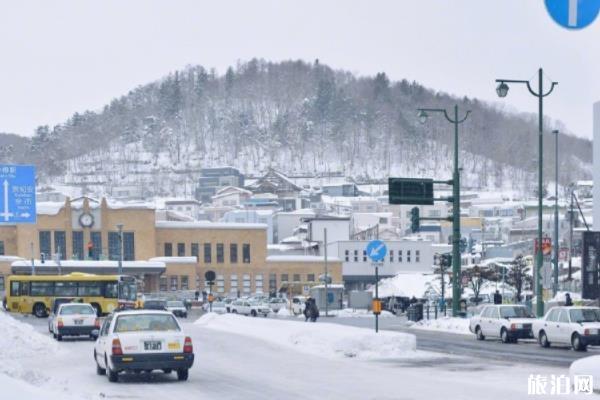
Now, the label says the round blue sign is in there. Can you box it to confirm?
[545,0,600,30]
[366,240,387,262]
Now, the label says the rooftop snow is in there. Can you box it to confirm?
[155,221,267,230]
[148,256,198,264]
[267,255,341,263]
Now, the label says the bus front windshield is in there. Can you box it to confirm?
[118,282,137,302]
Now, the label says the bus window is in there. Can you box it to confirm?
[30,282,53,296]
[10,281,20,296]
[78,282,102,296]
[55,281,78,296]
[119,282,137,302]
[105,282,118,298]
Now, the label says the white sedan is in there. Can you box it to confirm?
[50,303,100,341]
[468,304,535,343]
[93,310,194,382]
[230,300,271,317]
[533,307,600,351]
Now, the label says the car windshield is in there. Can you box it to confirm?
[60,305,95,315]
[118,282,137,301]
[167,301,184,307]
[499,306,534,318]
[114,314,180,332]
[569,309,600,323]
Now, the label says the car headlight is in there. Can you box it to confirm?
[510,323,523,330]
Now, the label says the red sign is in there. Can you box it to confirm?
[534,238,552,256]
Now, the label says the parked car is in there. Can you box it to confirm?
[50,303,100,341]
[268,297,288,312]
[533,307,600,351]
[48,298,78,333]
[230,299,271,317]
[291,296,306,315]
[166,301,188,318]
[469,304,535,343]
[143,300,167,311]
[93,309,194,382]
[206,301,228,314]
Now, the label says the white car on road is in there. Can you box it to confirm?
[268,298,288,312]
[230,299,271,317]
[469,304,535,343]
[533,307,600,351]
[93,310,194,382]
[291,296,306,315]
[50,303,100,341]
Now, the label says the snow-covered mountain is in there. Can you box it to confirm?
[3,59,592,198]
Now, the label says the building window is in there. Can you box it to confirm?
[363,250,367,262]
[72,231,83,260]
[389,250,394,262]
[216,275,224,293]
[281,273,289,282]
[354,250,358,262]
[191,243,199,260]
[230,274,238,288]
[407,250,411,263]
[345,250,349,262]
[181,276,189,290]
[416,250,420,263]
[217,243,224,263]
[177,243,185,257]
[164,243,173,257]
[269,273,277,293]
[242,244,251,263]
[0,276,4,292]
[379,217,388,224]
[39,231,51,258]
[170,276,178,291]
[293,274,301,282]
[123,232,135,261]
[0,241,4,256]
[204,243,212,263]
[91,232,102,260]
[53,231,67,260]
[398,250,402,263]
[428,210,441,218]
[255,274,263,290]
[307,274,315,282]
[230,243,238,263]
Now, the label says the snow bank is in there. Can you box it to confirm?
[195,313,416,359]
[0,373,66,400]
[410,317,472,336]
[569,356,600,392]
[372,273,438,298]
[276,308,291,317]
[327,309,395,318]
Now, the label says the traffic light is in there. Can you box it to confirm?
[440,253,452,268]
[410,207,420,233]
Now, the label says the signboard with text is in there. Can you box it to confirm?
[0,164,36,224]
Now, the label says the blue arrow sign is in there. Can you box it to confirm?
[366,240,387,263]
[0,165,36,224]
[545,0,600,30]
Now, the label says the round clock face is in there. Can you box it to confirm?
[79,212,94,228]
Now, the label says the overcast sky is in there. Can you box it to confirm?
[1,0,599,139]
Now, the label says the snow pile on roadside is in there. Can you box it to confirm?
[195,313,416,359]
[371,273,437,298]
[409,317,471,336]
[0,373,66,400]
[569,355,600,392]
[327,308,395,318]
[276,308,291,317]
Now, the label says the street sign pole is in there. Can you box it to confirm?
[324,228,328,318]
[375,263,379,333]
[366,240,386,333]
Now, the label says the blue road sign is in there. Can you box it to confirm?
[366,240,387,263]
[0,165,36,224]
[545,0,600,29]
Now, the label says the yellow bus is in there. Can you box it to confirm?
[4,273,137,317]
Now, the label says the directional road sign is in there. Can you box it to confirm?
[388,178,434,205]
[545,0,600,30]
[366,240,387,263]
[0,165,36,224]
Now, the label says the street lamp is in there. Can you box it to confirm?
[417,104,471,316]
[552,129,559,297]
[495,68,558,317]
[117,223,124,275]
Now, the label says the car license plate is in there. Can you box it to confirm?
[144,341,162,350]
[74,319,83,325]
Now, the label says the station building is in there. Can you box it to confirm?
[0,197,341,296]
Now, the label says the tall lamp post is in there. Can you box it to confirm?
[117,224,124,275]
[495,68,558,316]
[417,105,471,316]
[552,129,559,297]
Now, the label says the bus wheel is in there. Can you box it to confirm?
[91,303,102,316]
[33,303,48,318]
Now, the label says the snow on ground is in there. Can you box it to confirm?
[325,308,395,318]
[196,313,416,359]
[276,307,291,317]
[0,373,67,400]
[569,355,600,392]
[409,317,472,336]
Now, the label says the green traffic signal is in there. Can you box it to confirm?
[410,207,420,233]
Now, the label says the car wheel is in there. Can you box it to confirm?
[232,309,237,314]
[539,331,550,348]
[475,326,485,341]
[57,334,63,342]
[177,369,189,381]
[501,328,510,344]
[95,352,106,375]
[106,356,119,382]
[251,310,257,317]
[572,333,587,352]
[33,303,47,318]
[163,369,172,374]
